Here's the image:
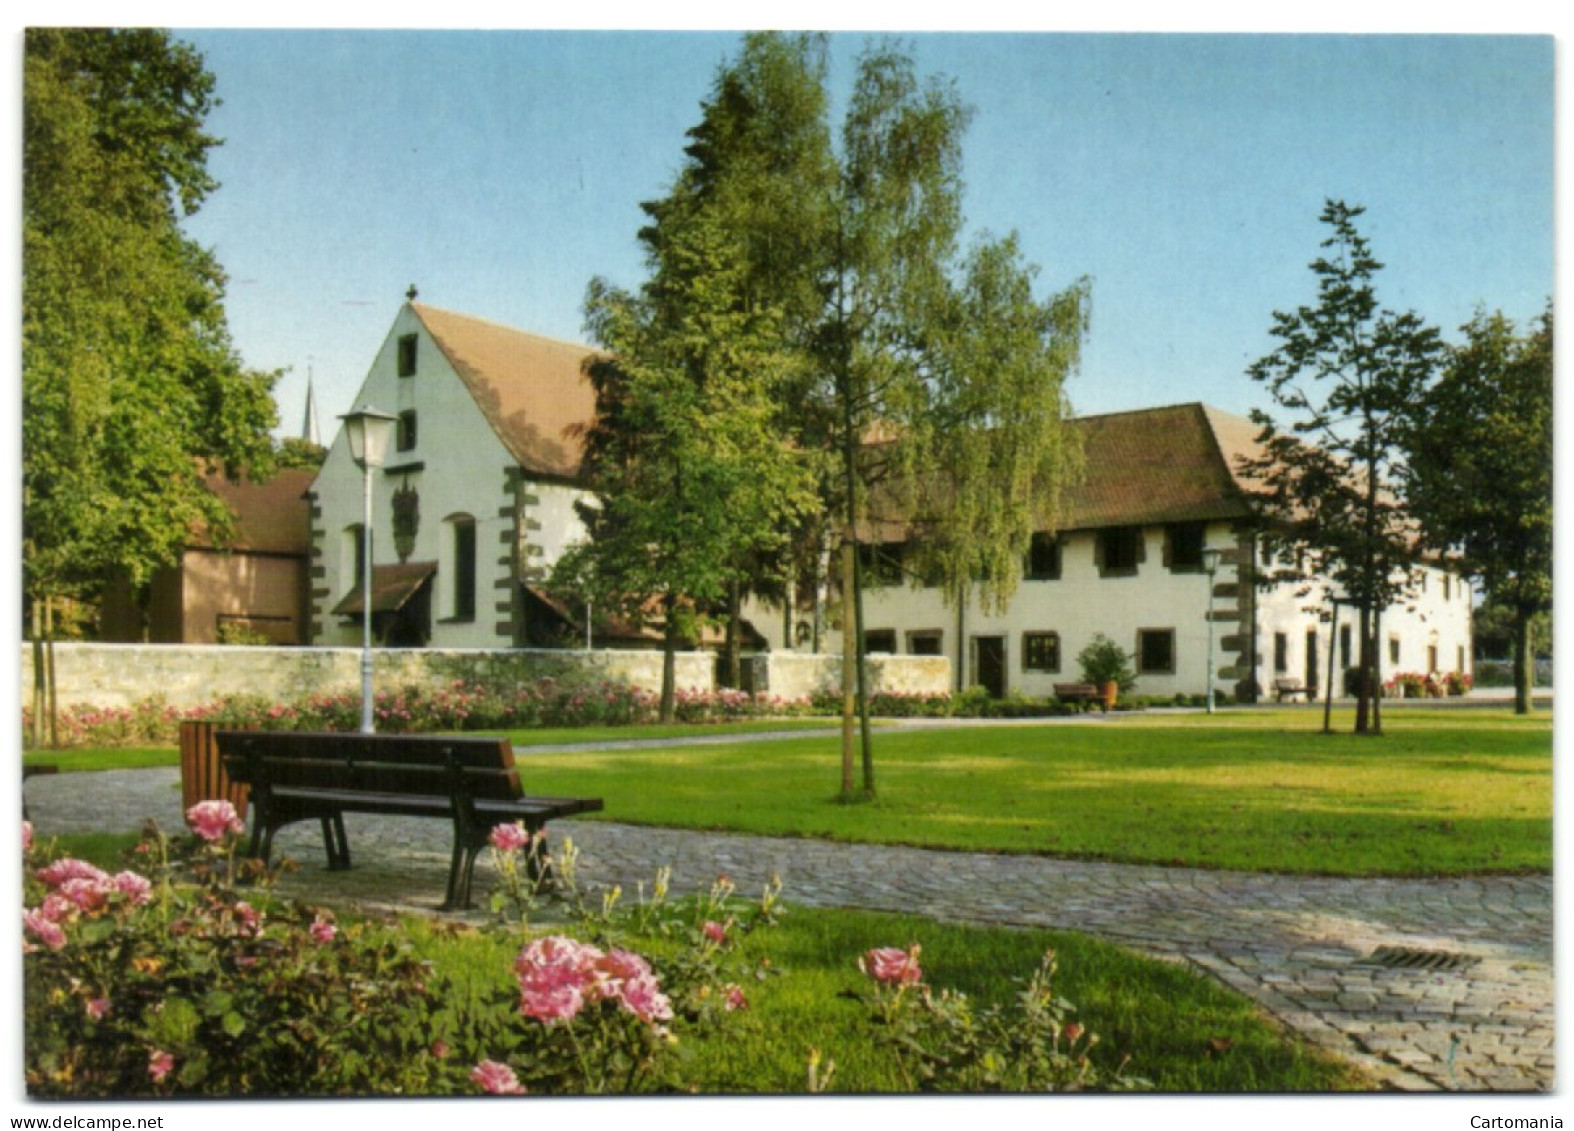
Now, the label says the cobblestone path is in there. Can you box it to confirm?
[25,766,1552,1093]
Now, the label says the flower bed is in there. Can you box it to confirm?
[23,808,1141,1097]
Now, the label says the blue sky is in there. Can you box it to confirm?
[158,27,1554,440]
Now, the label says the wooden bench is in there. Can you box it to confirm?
[217,730,603,911]
[1053,683,1105,712]
[1273,678,1310,703]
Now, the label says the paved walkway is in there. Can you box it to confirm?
[24,764,1552,1093]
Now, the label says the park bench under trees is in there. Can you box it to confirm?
[1053,683,1106,712]
[217,730,603,910]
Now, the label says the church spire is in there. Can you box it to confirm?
[302,365,322,447]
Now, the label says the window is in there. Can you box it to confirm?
[1457,645,1466,672]
[1023,632,1061,672]
[1025,533,1061,580]
[864,629,897,654]
[1274,632,1289,674]
[1443,574,1452,602]
[1427,644,1439,673]
[1137,629,1175,674]
[1165,523,1206,571]
[397,333,418,377]
[1096,527,1142,576]
[452,517,476,621]
[340,524,365,601]
[1339,625,1352,669]
[1389,635,1401,665]
[397,410,418,453]
[907,630,943,656]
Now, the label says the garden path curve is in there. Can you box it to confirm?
[24,762,1552,1094]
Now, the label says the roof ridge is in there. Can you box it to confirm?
[410,302,597,354]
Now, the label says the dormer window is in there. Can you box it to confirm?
[397,333,418,377]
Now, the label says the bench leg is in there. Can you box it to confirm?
[442,842,480,912]
[321,814,350,870]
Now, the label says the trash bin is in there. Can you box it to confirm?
[178,720,250,822]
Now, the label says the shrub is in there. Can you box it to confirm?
[1077,635,1137,693]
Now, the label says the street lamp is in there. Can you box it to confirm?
[339,405,397,734]
[1201,547,1224,714]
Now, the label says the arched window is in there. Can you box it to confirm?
[443,514,477,622]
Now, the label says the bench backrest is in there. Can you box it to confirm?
[217,731,523,802]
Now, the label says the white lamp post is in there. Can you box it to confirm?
[339,405,397,734]
[1201,547,1224,714]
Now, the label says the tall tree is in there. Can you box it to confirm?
[1403,306,1552,714]
[816,42,1085,794]
[559,195,818,723]
[1243,200,1446,734]
[23,28,278,607]
[23,29,279,742]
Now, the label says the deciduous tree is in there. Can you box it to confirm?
[1403,306,1552,714]
[1243,200,1446,734]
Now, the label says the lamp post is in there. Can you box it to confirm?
[1201,547,1223,714]
[339,405,397,734]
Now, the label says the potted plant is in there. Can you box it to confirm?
[1077,634,1137,709]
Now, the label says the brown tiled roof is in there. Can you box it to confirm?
[194,468,315,554]
[412,304,602,480]
[1063,402,1265,529]
[331,561,437,616]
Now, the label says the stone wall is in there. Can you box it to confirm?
[747,652,952,701]
[18,644,715,710]
[19,644,952,711]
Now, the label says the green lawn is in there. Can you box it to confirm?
[27,709,1550,876]
[402,903,1366,1092]
[505,709,1551,876]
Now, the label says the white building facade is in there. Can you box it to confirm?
[308,302,599,649]
[310,307,1470,701]
[749,403,1472,702]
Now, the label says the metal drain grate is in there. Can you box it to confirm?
[1360,946,1480,973]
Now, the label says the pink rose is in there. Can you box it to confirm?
[488,822,532,853]
[860,945,923,987]
[148,1050,175,1085]
[309,915,337,944]
[233,902,262,936]
[35,858,109,889]
[186,800,245,843]
[56,878,111,914]
[86,998,111,1021]
[23,908,67,951]
[470,1059,526,1095]
[702,920,728,944]
[724,984,748,1012]
[112,871,152,906]
[22,821,32,852]
[515,936,594,1024]
[595,949,674,1024]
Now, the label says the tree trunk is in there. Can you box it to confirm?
[1369,608,1383,735]
[1354,604,1373,734]
[659,595,679,724]
[723,578,742,689]
[30,598,44,750]
[839,540,856,800]
[853,542,874,799]
[1513,606,1535,715]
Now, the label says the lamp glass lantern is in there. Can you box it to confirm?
[339,405,397,733]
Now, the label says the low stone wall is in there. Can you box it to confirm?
[18,643,716,710]
[747,652,951,701]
